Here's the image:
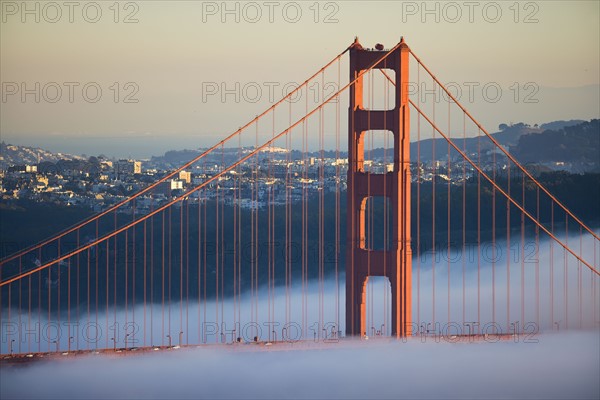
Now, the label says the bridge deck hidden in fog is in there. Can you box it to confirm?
[1,38,598,358]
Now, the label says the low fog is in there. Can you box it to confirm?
[1,233,598,399]
[2,232,598,353]
[1,331,599,399]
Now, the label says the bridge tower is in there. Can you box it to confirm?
[346,38,412,338]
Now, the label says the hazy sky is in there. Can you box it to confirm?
[1,1,599,157]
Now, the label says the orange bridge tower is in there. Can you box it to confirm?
[346,38,412,338]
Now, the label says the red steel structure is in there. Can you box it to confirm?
[346,38,412,337]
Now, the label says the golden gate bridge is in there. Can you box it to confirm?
[1,38,598,357]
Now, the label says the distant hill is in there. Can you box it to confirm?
[148,121,556,166]
[539,120,586,131]
[0,142,83,170]
[151,149,203,165]
[367,120,598,167]
[2,119,596,171]
[392,122,542,162]
[510,119,599,172]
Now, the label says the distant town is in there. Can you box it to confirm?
[1,119,597,213]
[0,142,500,213]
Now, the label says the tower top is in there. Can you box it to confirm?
[351,37,363,50]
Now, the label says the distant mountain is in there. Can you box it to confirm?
[0,142,83,170]
[3,119,596,171]
[70,119,593,168]
[368,120,599,167]
[539,120,586,132]
[373,122,542,163]
[151,149,203,165]
[148,123,544,167]
[510,119,599,172]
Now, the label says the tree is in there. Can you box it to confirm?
[499,123,508,131]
